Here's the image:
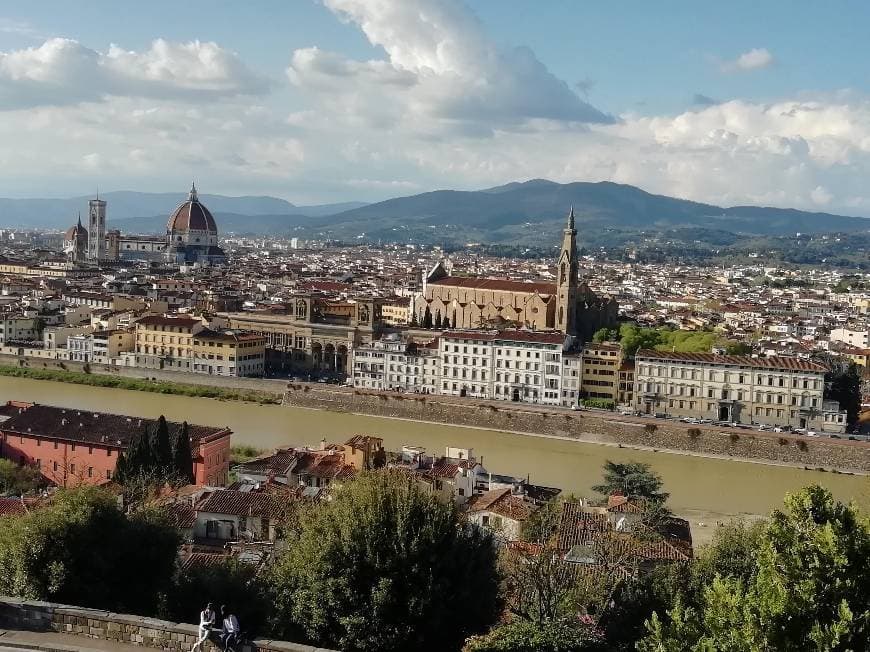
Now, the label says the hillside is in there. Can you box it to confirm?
[315,180,870,245]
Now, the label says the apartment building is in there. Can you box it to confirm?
[191,328,266,377]
[633,350,843,431]
[580,343,622,404]
[439,331,496,399]
[351,334,440,392]
[830,326,870,349]
[0,315,39,344]
[134,315,205,371]
[561,353,582,407]
[492,331,567,406]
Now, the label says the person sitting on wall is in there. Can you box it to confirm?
[191,602,215,652]
[220,605,241,651]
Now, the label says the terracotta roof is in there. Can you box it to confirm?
[135,315,201,328]
[181,552,230,571]
[298,280,352,292]
[635,349,827,372]
[430,276,555,295]
[167,197,217,233]
[495,330,566,345]
[0,403,227,448]
[466,488,536,521]
[235,448,300,476]
[196,489,287,519]
[0,496,28,517]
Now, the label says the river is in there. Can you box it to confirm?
[2,376,867,544]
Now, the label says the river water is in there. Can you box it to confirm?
[2,376,867,543]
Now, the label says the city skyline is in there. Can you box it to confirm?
[1,1,870,216]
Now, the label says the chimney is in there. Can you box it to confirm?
[320,438,327,451]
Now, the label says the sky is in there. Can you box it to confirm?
[2,0,870,214]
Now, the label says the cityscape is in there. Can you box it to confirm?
[0,2,869,652]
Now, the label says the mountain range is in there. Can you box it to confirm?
[1,180,867,246]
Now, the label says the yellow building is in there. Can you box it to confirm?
[381,297,411,326]
[134,315,205,371]
[192,328,266,377]
[580,343,622,403]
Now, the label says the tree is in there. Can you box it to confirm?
[172,422,195,485]
[825,361,861,426]
[148,416,173,472]
[0,486,179,616]
[422,306,433,329]
[592,327,617,343]
[639,486,870,651]
[724,341,752,355]
[0,459,41,495]
[618,324,662,358]
[267,471,500,651]
[434,310,443,329]
[592,461,669,504]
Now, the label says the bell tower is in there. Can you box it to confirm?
[555,206,578,334]
[87,194,107,262]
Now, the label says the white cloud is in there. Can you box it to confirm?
[0,37,268,109]
[287,0,612,134]
[721,47,774,73]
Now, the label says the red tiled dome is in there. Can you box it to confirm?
[64,218,87,241]
[166,184,217,233]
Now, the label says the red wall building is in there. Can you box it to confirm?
[0,401,231,487]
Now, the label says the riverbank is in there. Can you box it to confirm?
[0,374,866,546]
[0,365,280,404]
[3,351,870,473]
[281,385,870,474]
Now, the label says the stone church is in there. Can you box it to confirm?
[418,208,617,341]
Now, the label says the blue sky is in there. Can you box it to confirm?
[1,0,870,214]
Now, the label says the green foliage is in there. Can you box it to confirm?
[591,327,617,343]
[593,461,669,504]
[639,486,870,651]
[267,471,500,651]
[617,324,662,357]
[0,487,179,615]
[463,618,601,652]
[162,558,271,637]
[824,359,861,426]
[0,459,41,495]
[0,365,279,403]
[116,417,194,487]
[231,444,265,462]
[616,324,739,358]
[723,341,752,355]
[581,398,614,410]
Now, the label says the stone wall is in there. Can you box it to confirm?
[282,385,870,474]
[0,597,335,652]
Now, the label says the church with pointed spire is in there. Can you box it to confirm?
[420,208,617,339]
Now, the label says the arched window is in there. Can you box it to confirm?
[560,262,567,280]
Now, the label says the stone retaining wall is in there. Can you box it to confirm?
[0,597,335,652]
[282,386,870,474]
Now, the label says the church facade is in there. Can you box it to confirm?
[418,209,617,340]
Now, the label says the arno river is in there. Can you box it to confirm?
[3,376,867,544]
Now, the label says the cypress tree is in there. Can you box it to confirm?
[149,416,173,472]
[172,422,195,484]
[422,306,432,329]
[125,423,152,476]
[434,310,443,329]
[114,452,128,484]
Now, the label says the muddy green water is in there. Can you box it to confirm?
[2,376,867,543]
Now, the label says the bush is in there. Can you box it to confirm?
[0,487,179,615]
[729,433,740,444]
[796,440,808,452]
[778,437,788,446]
[687,428,702,441]
[644,423,658,435]
[582,398,615,410]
